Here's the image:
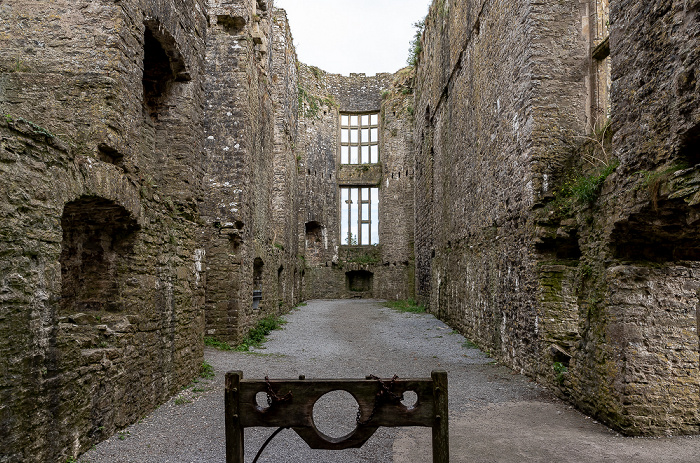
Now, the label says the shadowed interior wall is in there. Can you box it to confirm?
[0,1,207,460]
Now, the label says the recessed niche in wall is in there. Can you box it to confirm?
[217,15,246,35]
[60,197,139,314]
[535,230,582,261]
[611,198,700,262]
[346,270,373,293]
[305,221,325,265]
[142,20,190,119]
[96,144,126,172]
[678,122,700,166]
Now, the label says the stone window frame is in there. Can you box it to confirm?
[339,112,380,165]
[590,0,610,130]
[340,186,379,246]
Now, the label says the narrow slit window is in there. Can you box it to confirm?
[341,187,379,245]
[340,112,380,165]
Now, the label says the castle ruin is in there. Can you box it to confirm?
[0,0,698,461]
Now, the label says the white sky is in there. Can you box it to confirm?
[274,0,432,76]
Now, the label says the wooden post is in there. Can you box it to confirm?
[226,371,244,463]
[431,370,449,463]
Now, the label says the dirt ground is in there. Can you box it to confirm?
[80,299,700,462]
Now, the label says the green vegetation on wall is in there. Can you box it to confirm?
[298,85,337,119]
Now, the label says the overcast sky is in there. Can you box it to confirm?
[274,0,432,76]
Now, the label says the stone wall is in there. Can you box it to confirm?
[566,0,700,435]
[414,0,588,376]
[414,0,700,435]
[0,1,207,461]
[202,0,301,344]
[2,0,697,457]
[296,64,415,301]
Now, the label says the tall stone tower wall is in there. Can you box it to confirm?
[202,0,302,344]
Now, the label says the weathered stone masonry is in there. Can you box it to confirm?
[202,0,302,344]
[0,0,412,460]
[414,0,700,436]
[1,1,210,461]
[1,0,699,460]
[296,65,415,301]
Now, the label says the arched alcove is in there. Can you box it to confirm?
[142,19,190,119]
[305,221,325,265]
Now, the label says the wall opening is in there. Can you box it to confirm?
[305,221,325,265]
[97,144,124,168]
[253,258,264,309]
[679,122,700,166]
[142,20,190,119]
[611,198,700,262]
[217,15,246,35]
[339,113,380,164]
[60,197,138,314]
[346,270,373,293]
[277,265,284,307]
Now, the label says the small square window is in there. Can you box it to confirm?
[350,146,359,164]
[370,145,379,163]
[350,115,358,126]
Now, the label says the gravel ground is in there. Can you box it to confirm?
[79,299,700,463]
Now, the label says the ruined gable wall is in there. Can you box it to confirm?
[296,65,414,300]
[0,1,207,460]
[203,0,301,344]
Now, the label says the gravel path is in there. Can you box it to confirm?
[79,299,700,463]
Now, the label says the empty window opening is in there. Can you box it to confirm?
[277,265,284,305]
[253,258,264,309]
[340,113,379,164]
[346,270,373,293]
[97,144,124,167]
[679,122,700,166]
[142,20,190,119]
[60,197,138,314]
[253,258,264,289]
[217,15,246,35]
[341,187,379,245]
